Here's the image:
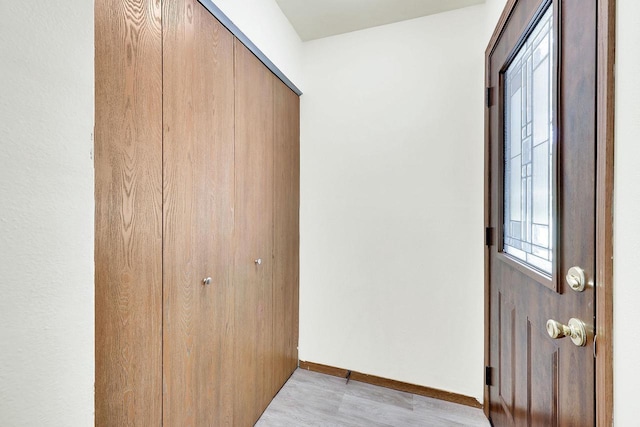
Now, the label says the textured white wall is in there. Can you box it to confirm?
[212,0,304,88]
[299,2,505,401]
[614,0,640,423]
[0,2,94,426]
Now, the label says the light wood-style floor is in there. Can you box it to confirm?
[256,369,490,426]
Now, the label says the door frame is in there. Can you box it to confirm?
[483,0,616,425]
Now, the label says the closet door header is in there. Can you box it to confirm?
[197,0,302,96]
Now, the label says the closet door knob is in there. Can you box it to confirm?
[254,258,262,265]
[203,277,212,286]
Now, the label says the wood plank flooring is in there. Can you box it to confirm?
[256,369,490,426]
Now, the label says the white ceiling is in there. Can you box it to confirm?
[276,0,486,41]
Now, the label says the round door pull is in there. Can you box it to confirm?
[254,258,262,265]
[546,318,588,347]
[203,277,212,286]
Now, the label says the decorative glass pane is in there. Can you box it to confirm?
[503,6,553,275]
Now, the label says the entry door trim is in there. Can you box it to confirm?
[594,1,615,425]
[483,0,615,425]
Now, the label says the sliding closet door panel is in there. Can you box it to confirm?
[273,79,300,391]
[95,0,163,424]
[234,39,275,426]
[163,1,235,425]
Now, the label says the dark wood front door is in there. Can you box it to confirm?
[486,0,596,425]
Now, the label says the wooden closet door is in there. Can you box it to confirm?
[95,0,163,424]
[162,1,235,425]
[233,39,276,426]
[273,78,300,390]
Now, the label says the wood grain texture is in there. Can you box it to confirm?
[299,361,483,409]
[162,1,235,425]
[97,2,300,423]
[94,0,163,424]
[272,78,300,395]
[595,1,616,425]
[234,39,276,427]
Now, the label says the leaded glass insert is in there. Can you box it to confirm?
[503,6,554,275]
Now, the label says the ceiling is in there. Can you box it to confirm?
[276,0,486,41]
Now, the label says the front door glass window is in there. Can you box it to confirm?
[503,6,554,274]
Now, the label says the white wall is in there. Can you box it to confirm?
[614,0,640,424]
[213,0,304,88]
[300,2,505,401]
[0,2,94,426]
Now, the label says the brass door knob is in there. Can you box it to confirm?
[566,266,586,292]
[546,318,588,346]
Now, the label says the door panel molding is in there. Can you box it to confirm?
[498,292,516,421]
[527,319,559,427]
